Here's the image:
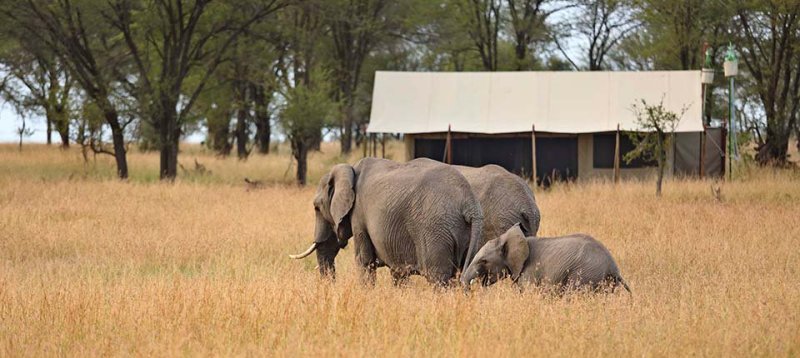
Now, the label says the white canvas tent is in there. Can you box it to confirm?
[366,71,722,183]
[367,71,704,135]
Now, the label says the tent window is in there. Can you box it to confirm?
[593,133,656,169]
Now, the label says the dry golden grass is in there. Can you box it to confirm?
[1,143,799,356]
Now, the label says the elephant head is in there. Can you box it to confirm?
[289,164,355,277]
[461,224,529,288]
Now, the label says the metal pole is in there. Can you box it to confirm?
[531,124,537,185]
[728,76,734,180]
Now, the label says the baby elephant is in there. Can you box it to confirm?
[461,225,630,293]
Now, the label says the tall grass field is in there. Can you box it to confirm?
[1,143,799,356]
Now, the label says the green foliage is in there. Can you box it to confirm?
[624,98,684,164]
[279,70,337,145]
[625,98,687,196]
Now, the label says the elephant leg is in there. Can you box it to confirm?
[353,232,378,286]
[419,245,457,287]
[391,269,409,287]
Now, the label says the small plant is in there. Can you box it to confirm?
[626,98,687,197]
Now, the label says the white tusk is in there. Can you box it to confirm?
[288,242,318,259]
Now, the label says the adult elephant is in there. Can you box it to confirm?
[455,164,541,246]
[289,158,484,286]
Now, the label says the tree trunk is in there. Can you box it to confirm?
[105,109,129,179]
[756,124,790,165]
[208,111,232,156]
[340,100,354,154]
[294,140,308,185]
[54,106,70,148]
[235,105,249,160]
[253,84,271,154]
[656,133,664,197]
[159,104,179,181]
[46,116,52,145]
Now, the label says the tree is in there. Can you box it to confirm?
[456,0,502,71]
[625,98,685,197]
[0,43,74,148]
[561,0,638,70]
[105,0,285,180]
[274,1,337,185]
[326,0,393,155]
[507,0,560,70]
[4,0,132,178]
[279,70,336,185]
[735,1,800,165]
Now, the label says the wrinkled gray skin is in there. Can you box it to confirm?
[462,225,630,293]
[455,164,541,245]
[294,158,484,286]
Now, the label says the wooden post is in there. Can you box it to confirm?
[362,133,368,158]
[699,128,706,179]
[614,124,621,184]
[381,133,386,158]
[531,124,537,185]
[445,124,452,164]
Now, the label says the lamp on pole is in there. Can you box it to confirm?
[724,43,738,180]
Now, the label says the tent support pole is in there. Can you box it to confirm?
[381,133,386,158]
[362,133,368,158]
[372,133,377,157]
[445,124,452,164]
[531,124,537,185]
[614,124,621,184]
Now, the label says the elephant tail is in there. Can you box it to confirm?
[617,276,632,295]
[461,212,484,273]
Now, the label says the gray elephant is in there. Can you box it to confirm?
[461,225,630,293]
[454,164,541,244]
[289,158,483,286]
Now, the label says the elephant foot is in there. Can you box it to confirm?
[391,266,414,287]
[359,262,378,287]
[424,270,455,289]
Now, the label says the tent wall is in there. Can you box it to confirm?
[406,130,720,182]
[577,134,669,181]
[674,128,725,178]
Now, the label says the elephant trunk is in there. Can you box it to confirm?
[462,216,484,273]
[460,263,480,289]
[313,216,339,278]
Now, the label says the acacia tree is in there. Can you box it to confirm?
[326,0,393,155]
[625,98,685,197]
[735,1,800,165]
[105,0,285,180]
[274,1,336,185]
[280,71,336,185]
[3,0,132,178]
[455,0,502,71]
[0,43,73,148]
[507,0,566,70]
[563,0,638,70]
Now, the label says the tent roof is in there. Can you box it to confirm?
[367,71,703,134]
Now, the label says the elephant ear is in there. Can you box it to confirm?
[328,164,355,240]
[502,224,529,281]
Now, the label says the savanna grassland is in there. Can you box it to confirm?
[1,143,799,357]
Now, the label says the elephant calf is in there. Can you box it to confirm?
[461,225,630,293]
